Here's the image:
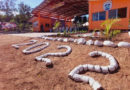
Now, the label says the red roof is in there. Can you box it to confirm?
[32,0,89,19]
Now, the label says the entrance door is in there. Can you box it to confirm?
[40,24,44,32]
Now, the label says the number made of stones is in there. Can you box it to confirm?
[35,45,72,67]
[12,40,37,49]
[68,51,119,90]
[22,42,50,54]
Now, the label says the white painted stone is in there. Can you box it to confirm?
[57,38,63,42]
[94,40,103,47]
[87,64,94,71]
[89,77,95,87]
[72,74,83,82]
[80,75,89,83]
[118,42,130,48]
[12,40,37,49]
[68,38,75,42]
[92,81,102,90]
[74,39,77,43]
[94,65,101,73]
[103,41,116,47]
[86,40,94,45]
[108,65,116,72]
[22,42,49,54]
[77,38,86,45]
[83,64,88,71]
[128,32,130,36]
[63,38,68,42]
[68,51,119,90]
[100,66,109,73]
[36,45,72,67]
[89,51,99,57]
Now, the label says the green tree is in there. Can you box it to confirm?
[0,0,17,16]
[14,2,32,32]
[0,0,17,22]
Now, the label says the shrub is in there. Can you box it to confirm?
[101,19,120,39]
[62,30,70,37]
[110,30,121,38]
[57,32,61,37]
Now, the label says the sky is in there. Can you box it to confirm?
[16,0,43,8]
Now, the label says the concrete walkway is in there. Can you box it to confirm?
[9,33,58,38]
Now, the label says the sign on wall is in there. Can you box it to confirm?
[103,1,112,11]
[33,21,38,27]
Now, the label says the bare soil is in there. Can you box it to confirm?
[0,33,130,90]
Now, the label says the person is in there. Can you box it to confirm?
[69,27,72,32]
[50,28,53,32]
[0,22,2,30]
[66,26,69,32]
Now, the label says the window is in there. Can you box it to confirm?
[92,11,106,21]
[99,11,106,20]
[118,7,127,18]
[109,7,127,19]
[45,24,50,27]
[108,9,117,19]
[92,13,99,21]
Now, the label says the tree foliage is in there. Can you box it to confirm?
[14,2,32,31]
[0,1,32,32]
[0,0,17,16]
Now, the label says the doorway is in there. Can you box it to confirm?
[40,24,44,32]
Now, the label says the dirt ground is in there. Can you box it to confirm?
[0,33,130,90]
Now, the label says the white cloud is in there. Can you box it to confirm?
[0,11,5,15]
[0,11,19,16]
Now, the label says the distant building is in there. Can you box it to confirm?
[89,0,130,30]
[32,0,130,31]
[0,22,17,30]
[29,16,72,32]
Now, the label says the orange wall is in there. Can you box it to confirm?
[31,17,39,32]
[39,17,52,32]
[32,16,53,32]
[65,21,73,27]
[32,16,73,32]
[89,0,130,30]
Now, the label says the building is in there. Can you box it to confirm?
[89,0,130,30]
[29,16,72,32]
[32,0,130,31]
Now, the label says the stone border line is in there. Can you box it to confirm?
[12,40,37,49]
[68,51,119,90]
[42,36,130,48]
[35,45,72,67]
[22,42,50,54]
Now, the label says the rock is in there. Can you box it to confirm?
[94,40,103,47]
[76,38,86,45]
[118,42,130,48]
[47,37,54,41]
[52,38,57,41]
[100,66,109,73]
[57,38,63,42]
[63,38,68,42]
[12,40,37,49]
[68,38,75,42]
[74,39,77,43]
[128,32,130,36]
[86,40,94,45]
[103,41,116,47]
[36,45,72,67]
[22,42,50,54]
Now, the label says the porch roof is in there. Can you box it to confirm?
[32,0,89,19]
